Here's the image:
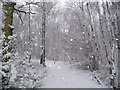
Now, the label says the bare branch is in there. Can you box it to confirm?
[46,5,54,15]
[14,8,36,14]
[14,8,27,14]
[17,5,25,9]
[15,11,24,24]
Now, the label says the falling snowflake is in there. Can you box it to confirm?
[86,41,88,43]
[73,71,75,74]
[91,77,93,79]
[80,47,82,50]
[58,66,61,69]
[91,55,94,58]
[70,38,73,41]
[62,77,65,79]
[34,43,38,46]
[116,38,118,41]
[49,65,52,67]
[87,65,90,68]
[25,42,27,44]
[65,29,69,33]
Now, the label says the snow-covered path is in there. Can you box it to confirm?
[41,60,106,88]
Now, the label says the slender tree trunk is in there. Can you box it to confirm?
[86,3,98,71]
[40,1,46,66]
[28,3,31,63]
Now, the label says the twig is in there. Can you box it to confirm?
[15,11,24,24]
[14,8,35,14]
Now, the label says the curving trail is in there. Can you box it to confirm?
[41,60,106,88]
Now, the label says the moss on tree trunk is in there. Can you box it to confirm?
[2,2,16,62]
[2,2,16,88]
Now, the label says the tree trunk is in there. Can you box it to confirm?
[28,3,31,63]
[2,2,16,88]
[40,1,46,66]
[2,2,16,61]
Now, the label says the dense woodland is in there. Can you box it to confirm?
[0,0,120,88]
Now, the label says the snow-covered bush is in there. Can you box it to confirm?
[8,58,47,88]
[1,32,47,88]
[1,33,18,88]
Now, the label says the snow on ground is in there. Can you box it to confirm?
[41,60,106,88]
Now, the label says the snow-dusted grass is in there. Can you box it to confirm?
[41,60,107,88]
